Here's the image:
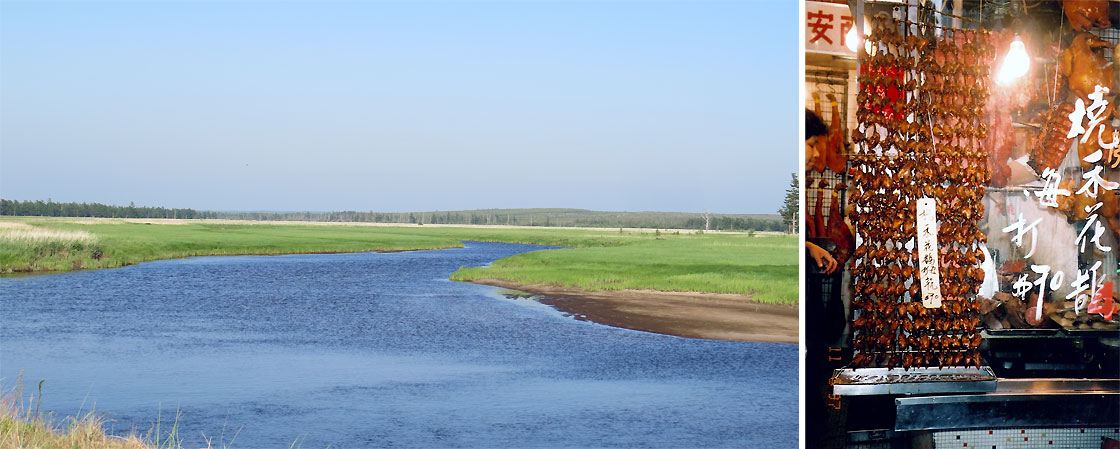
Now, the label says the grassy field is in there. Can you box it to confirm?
[451,235,797,304]
[0,218,459,273]
[0,217,797,304]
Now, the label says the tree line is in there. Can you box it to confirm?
[1,199,784,231]
[0,199,216,219]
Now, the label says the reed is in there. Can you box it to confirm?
[0,375,171,449]
[0,222,98,245]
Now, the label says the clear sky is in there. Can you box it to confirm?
[1,1,797,214]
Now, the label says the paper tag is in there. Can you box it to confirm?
[916,198,943,308]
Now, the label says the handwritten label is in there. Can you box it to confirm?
[916,198,943,308]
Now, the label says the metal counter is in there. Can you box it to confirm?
[833,368,1119,432]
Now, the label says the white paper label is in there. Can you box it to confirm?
[916,197,943,308]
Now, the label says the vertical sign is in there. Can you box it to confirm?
[805,1,858,56]
[916,198,943,308]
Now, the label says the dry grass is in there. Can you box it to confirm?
[0,222,98,245]
[0,376,163,449]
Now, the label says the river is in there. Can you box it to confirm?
[0,241,796,448]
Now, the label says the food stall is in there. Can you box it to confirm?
[806,0,1120,447]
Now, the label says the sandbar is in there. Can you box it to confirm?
[468,279,798,344]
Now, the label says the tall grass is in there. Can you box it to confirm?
[0,375,158,449]
[0,222,98,245]
[0,222,105,273]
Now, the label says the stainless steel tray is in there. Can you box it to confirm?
[832,366,998,396]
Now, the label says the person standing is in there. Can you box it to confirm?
[806,109,838,274]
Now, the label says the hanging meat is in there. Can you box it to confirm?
[1062,0,1111,32]
[984,99,1014,187]
[826,93,848,174]
[985,30,1030,187]
[826,188,854,268]
[1079,121,1115,171]
[1103,187,1120,219]
[849,17,990,369]
[1101,188,1120,244]
[1058,33,1115,101]
[1056,178,1078,215]
[1028,103,1076,175]
[1072,189,1097,221]
[812,92,829,173]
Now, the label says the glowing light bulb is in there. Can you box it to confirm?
[996,35,1030,85]
[846,26,860,53]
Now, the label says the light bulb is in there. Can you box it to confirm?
[846,26,860,52]
[996,35,1030,85]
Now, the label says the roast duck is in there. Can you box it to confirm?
[807,177,853,270]
[1028,103,1077,175]
[811,92,830,173]
[985,31,1034,187]
[1030,33,1115,175]
[1056,176,1120,243]
[826,187,854,269]
[1062,0,1111,32]
[1058,33,1115,101]
[826,94,849,174]
[1079,120,1116,171]
[824,94,853,265]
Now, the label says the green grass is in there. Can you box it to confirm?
[451,234,798,305]
[0,218,459,273]
[0,217,797,304]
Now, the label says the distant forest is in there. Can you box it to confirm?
[1,199,217,220]
[1,200,785,232]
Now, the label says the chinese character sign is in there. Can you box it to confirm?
[1004,91,1118,322]
[806,1,857,56]
[916,198,943,308]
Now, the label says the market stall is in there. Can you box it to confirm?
[806,0,1120,447]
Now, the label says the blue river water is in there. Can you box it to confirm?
[0,241,796,448]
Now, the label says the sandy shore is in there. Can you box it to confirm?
[468,279,798,344]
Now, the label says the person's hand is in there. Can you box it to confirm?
[807,242,838,274]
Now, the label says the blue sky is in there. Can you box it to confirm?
[1,1,797,214]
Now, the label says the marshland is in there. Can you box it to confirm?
[1,220,797,447]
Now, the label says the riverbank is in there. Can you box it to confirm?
[450,233,797,305]
[0,219,463,274]
[2,217,798,341]
[472,278,798,343]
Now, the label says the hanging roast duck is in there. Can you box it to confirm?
[812,92,830,173]
[826,93,848,174]
[1062,0,1111,32]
